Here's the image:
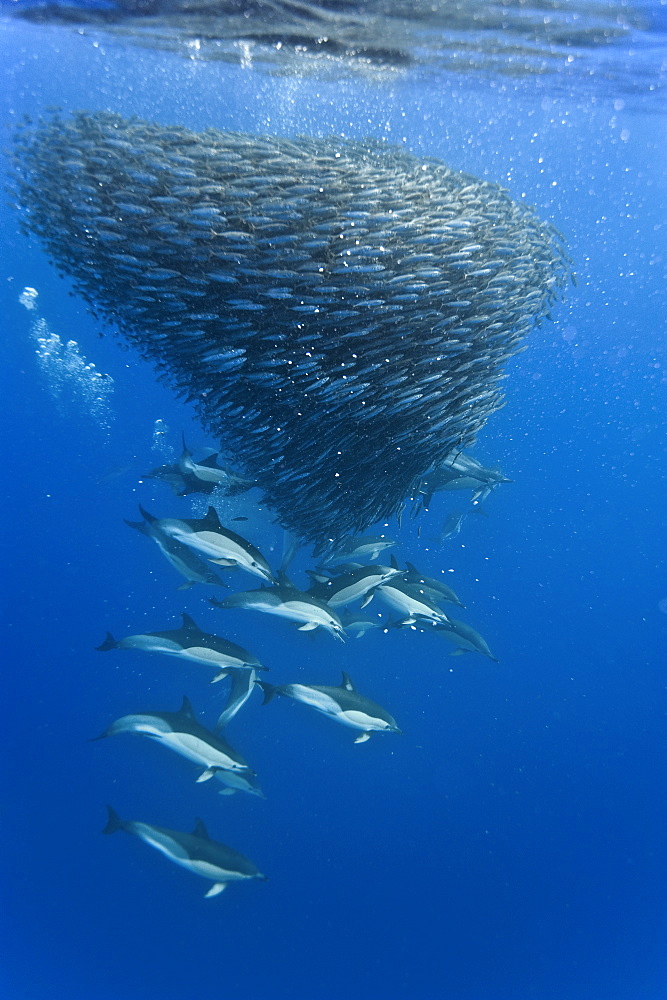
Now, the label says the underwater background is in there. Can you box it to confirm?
[1,3,666,998]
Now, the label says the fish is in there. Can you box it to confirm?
[257,672,401,742]
[92,695,252,778]
[96,612,264,677]
[138,505,275,583]
[124,516,228,589]
[211,582,345,642]
[370,578,451,626]
[102,807,266,897]
[13,112,567,546]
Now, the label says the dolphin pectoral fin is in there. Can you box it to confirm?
[360,590,375,609]
[448,648,467,656]
[210,670,229,684]
[205,882,227,898]
[297,622,318,631]
[209,557,237,567]
[354,732,371,744]
[196,768,218,783]
[218,787,236,796]
[176,581,195,590]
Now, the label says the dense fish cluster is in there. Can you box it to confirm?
[12,111,569,546]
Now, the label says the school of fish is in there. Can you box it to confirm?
[11,110,569,546]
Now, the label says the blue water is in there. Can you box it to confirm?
[2,11,666,1000]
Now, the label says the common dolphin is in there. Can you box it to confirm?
[322,535,396,565]
[92,695,252,778]
[178,435,254,494]
[401,562,465,608]
[138,505,275,583]
[308,562,402,609]
[257,672,400,743]
[216,668,257,729]
[395,618,498,661]
[96,613,264,677]
[125,515,228,589]
[368,578,451,626]
[211,583,345,642]
[103,807,266,896]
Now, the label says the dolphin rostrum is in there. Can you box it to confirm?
[96,612,264,678]
[103,807,266,896]
[257,672,400,743]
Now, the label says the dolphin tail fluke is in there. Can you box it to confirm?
[102,805,125,835]
[138,504,157,524]
[96,632,118,652]
[124,518,149,535]
[256,680,278,705]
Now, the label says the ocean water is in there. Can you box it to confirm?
[1,5,666,999]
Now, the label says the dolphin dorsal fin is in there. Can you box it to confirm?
[340,672,355,691]
[405,561,417,574]
[181,432,190,454]
[180,612,199,631]
[192,817,210,839]
[390,554,399,569]
[179,696,196,719]
[198,453,221,468]
[204,506,222,528]
[138,504,156,524]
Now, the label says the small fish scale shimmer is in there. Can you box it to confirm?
[12,111,568,544]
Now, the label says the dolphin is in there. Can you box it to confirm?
[216,668,257,729]
[257,672,400,743]
[215,767,265,798]
[138,505,275,583]
[96,612,264,677]
[419,452,512,507]
[367,577,451,626]
[307,561,403,609]
[211,583,345,642]
[339,608,382,639]
[143,461,195,496]
[178,435,254,495]
[92,695,252,779]
[321,535,396,565]
[103,807,266,897]
[439,510,466,540]
[401,562,465,608]
[397,618,498,661]
[124,514,228,589]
